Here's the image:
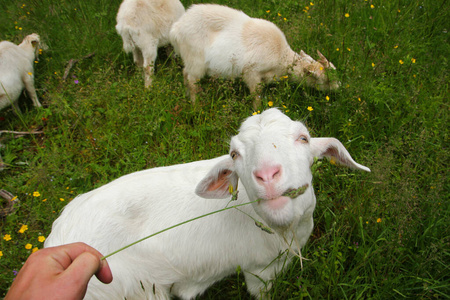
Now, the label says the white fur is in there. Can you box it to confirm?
[0,33,42,112]
[169,4,340,108]
[115,0,185,87]
[45,108,369,299]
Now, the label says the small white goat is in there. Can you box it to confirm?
[170,4,340,108]
[0,33,42,112]
[115,0,185,87]
[45,108,370,299]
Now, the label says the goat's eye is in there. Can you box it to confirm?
[297,135,308,143]
[230,150,239,160]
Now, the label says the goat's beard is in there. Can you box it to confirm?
[253,197,295,229]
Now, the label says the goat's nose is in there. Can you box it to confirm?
[254,165,281,184]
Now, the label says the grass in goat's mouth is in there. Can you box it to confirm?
[282,184,309,199]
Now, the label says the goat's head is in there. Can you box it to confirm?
[196,108,369,229]
[292,50,340,91]
[22,33,47,60]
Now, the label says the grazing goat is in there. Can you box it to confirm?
[45,108,370,299]
[0,33,43,112]
[170,4,340,109]
[115,0,185,87]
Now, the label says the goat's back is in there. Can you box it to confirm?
[45,155,284,299]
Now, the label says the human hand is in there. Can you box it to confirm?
[5,242,113,300]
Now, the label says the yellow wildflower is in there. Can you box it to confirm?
[372,62,375,67]
[266,10,270,13]
[60,198,65,202]
[399,60,404,64]
[347,48,351,52]
[370,4,375,8]
[268,101,274,107]
[277,12,281,17]
[0,251,3,257]
[38,236,46,243]
[19,224,28,234]
[310,2,314,6]
[25,243,32,250]
[411,58,416,63]
[28,72,32,76]
[33,191,41,197]
[32,247,39,253]
[3,234,12,241]
[394,45,398,49]
[377,218,382,223]
[307,106,313,111]
[330,156,337,165]
[345,13,350,18]
[326,96,330,101]
[336,48,340,51]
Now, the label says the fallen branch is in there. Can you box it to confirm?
[62,52,96,81]
[0,130,44,135]
[0,190,20,218]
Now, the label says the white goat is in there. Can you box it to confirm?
[115,0,185,87]
[170,4,340,108]
[0,33,42,112]
[45,108,370,299]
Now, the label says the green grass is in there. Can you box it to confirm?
[0,0,448,298]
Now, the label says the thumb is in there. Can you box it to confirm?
[63,252,102,286]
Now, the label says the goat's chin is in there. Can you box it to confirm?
[256,197,294,229]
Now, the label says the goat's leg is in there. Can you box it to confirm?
[141,44,158,88]
[23,73,42,107]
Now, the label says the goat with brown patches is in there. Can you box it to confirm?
[170,4,340,108]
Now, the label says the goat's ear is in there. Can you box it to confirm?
[195,157,239,199]
[310,137,371,172]
[317,50,330,68]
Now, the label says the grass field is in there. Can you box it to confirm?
[0,0,448,298]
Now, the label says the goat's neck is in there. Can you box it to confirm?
[18,43,37,61]
[285,52,311,78]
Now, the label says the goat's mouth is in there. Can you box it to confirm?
[257,184,309,209]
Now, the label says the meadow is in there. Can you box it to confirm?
[0,0,448,298]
